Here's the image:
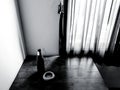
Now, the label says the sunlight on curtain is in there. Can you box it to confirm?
[105,0,120,53]
[98,0,120,56]
[97,0,113,55]
[66,0,120,56]
[74,0,86,53]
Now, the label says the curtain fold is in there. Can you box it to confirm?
[66,0,120,57]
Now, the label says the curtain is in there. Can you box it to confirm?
[66,0,120,57]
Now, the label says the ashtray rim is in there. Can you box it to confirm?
[43,71,55,81]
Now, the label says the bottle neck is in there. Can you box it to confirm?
[37,49,42,56]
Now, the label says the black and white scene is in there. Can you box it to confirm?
[0,0,120,90]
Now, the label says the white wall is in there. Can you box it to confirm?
[18,0,60,55]
[0,0,25,90]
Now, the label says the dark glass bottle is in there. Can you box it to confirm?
[36,49,45,76]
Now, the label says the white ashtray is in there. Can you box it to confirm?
[43,71,55,81]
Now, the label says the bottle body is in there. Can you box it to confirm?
[36,49,45,76]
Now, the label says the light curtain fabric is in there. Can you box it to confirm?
[66,0,120,57]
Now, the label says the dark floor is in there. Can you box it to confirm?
[96,63,120,89]
[10,56,108,90]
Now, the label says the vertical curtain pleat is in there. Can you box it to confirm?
[84,0,97,53]
[66,0,72,53]
[82,0,92,52]
[90,0,101,52]
[97,0,113,56]
[105,0,120,53]
[95,0,107,54]
[74,0,87,53]
[109,6,120,53]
